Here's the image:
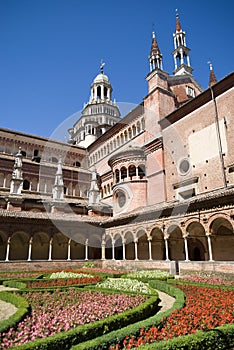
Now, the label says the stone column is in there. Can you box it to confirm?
[101,85,104,100]
[5,237,11,262]
[112,239,115,260]
[85,239,89,260]
[184,236,190,261]
[206,233,214,261]
[27,237,33,261]
[101,240,106,260]
[122,239,126,260]
[48,238,53,261]
[136,166,139,179]
[67,239,71,261]
[134,239,138,260]
[107,88,110,100]
[164,238,170,261]
[148,237,152,260]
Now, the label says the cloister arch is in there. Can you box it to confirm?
[124,231,135,260]
[136,229,148,260]
[105,234,112,259]
[186,222,207,261]
[150,227,165,260]
[70,232,86,259]
[113,232,123,260]
[167,225,184,260]
[0,173,4,187]
[209,216,234,261]
[52,232,68,260]
[32,231,50,260]
[88,234,102,259]
[0,231,7,260]
[10,231,29,260]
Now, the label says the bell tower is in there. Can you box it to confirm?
[173,10,193,76]
[68,62,121,148]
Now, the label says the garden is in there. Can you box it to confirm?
[0,267,233,349]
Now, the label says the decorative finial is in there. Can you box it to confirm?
[100,59,105,74]
[176,8,179,18]
[208,60,217,87]
[208,60,213,70]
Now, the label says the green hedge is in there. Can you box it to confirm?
[0,291,30,333]
[168,278,234,290]
[3,280,27,289]
[71,281,185,350]
[9,291,159,350]
[135,323,234,350]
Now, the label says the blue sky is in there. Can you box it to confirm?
[0,0,233,139]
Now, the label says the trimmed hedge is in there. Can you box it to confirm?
[134,323,234,350]
[6,291,159,350]
[3,280,27,289]
[71,281,185,350]
[168,278,234,291]
[0,291,30,333]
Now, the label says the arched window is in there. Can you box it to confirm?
[120,134,124,144]
[137,121,141,133]
[115,169,120,183]
[120,167,127,180]
[129,165,136,179]
[138,165,146,179]
[97,86,101,99]
[104,86,108,98]
[73,161,81,167]
[124,131,128,142]
[23,179,30,190]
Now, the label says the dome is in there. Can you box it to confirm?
[93,72,110,84]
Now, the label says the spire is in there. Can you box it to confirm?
[149,31,163,72]
[10,147,24,195]
[175,9,182,31]
[52,156,64,201]
[100,59,105,74]
[208,62,217,87]
[172,10,193,76]
[88,167,100,205]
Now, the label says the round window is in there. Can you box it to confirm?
[179,158,190,175]
[117,191,126,208]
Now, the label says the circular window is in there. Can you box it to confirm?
[117,191,126,208]
[179,158,190,175]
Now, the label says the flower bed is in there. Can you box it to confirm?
[0,272,40,280]
[0,289,146,348]
[26,275,102,288]
[96,278,154,295]
[125,270,172,280]
[49,271,93,279]
[112,284,234,348]
[180,274,234,286]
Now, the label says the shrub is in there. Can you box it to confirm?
[0,291,30,333]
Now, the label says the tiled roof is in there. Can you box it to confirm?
[0,209,107,223]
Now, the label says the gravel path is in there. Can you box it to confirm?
[157,290,175,314]
[0,285,18,322]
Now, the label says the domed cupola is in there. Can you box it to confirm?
[68,62,121,148]
[108,145,147,215]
